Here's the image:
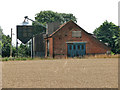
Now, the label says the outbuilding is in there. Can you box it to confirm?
[45,20,110,58]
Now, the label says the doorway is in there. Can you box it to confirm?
[67,42,86,57]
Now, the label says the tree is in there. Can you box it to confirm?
[93,20,120,54]
[17,43,31,57]
[2,35,11,57]
[1,26,31,57]
[113,28,120,53]
[0,27,2,57]
[34,10,77,25]
[0,26,12,57]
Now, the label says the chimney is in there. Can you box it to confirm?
[46,21,61,36]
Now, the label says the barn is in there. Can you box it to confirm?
[44,20,110,58]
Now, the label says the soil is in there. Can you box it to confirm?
[2,58,118,88]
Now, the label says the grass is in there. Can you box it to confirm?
[31,57,55,60]
[84,54,120,59]
[1,57,55,61]
[2,57,33,61]
[1,54,119,61]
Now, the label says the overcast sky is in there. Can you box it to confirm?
[0,0,119,45]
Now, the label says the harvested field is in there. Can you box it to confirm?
[2,58,118,88]
[0,61,2,89]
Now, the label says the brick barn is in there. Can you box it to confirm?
[44,20,110,58]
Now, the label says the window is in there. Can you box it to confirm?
[59,37,61,40]
[69,45,72,50]
[78,45,80,50]
[47,40,49,56]
[73,45,76,50]
[65,34,67,36]
[59,36,62,40]
[72,31,81,38]
[81,44,84,50]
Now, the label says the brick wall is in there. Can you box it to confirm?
[33,33,45,57]
[46,21,110,58]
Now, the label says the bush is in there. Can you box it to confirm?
[15,57,27,61]
[2,57,31,61]
[9,57,15,60]
[2,57,9,61]
[15,58,21,61]
[111,51,115,55]
[22,58,27,60]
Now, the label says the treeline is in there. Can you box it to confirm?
[1,29,31,57]
[93,20,120,54]
[2,35,31,57]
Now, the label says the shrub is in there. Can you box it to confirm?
[2,57,9,61]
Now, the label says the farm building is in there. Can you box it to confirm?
[44,20,110,58]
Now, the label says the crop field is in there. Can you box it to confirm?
[0,61,2,89]
[2,58,118,88]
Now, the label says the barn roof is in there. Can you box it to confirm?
[45,20,110,50]
[48,21,69,37]
[47,20,92,38]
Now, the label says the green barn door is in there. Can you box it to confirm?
[67,42,86,57]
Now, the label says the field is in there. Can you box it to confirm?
[2,58,118,88]
[0,61,2,89]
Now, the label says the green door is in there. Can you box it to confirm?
[67,42,86,57]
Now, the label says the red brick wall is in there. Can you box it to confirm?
[47,21,110,58]
[45,38,53,58]
[49,38,53,57]
[45,39,47,57]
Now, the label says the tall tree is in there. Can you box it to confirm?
[2,35,11,57]
[113,28,120,53]
[1,26,31,57]
[0,27,3,57]
[17,43,31,57]
[93,20,120,54]
[0,27,12,57]
[34,10,77,25]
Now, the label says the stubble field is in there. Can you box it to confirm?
[2,58,118,88]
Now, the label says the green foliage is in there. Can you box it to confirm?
[111,51,115,55]
[2,57,30,61]
[2,35,11,57]
[93,20,120,54]
[2,35,31,57]
[0,27,11,57]
[2,57,9,61]
[33,25,46,35]
[0,25,31,58]
[0,41,2,56]
[0,27,3,56]
[17,43,31,57]
[12,46,17,57]
[0,26,3,36]
[15,57,27,61]
[35,10,77,25]
[113,29,120,53]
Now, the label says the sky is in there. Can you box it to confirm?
[0,0,119,45]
